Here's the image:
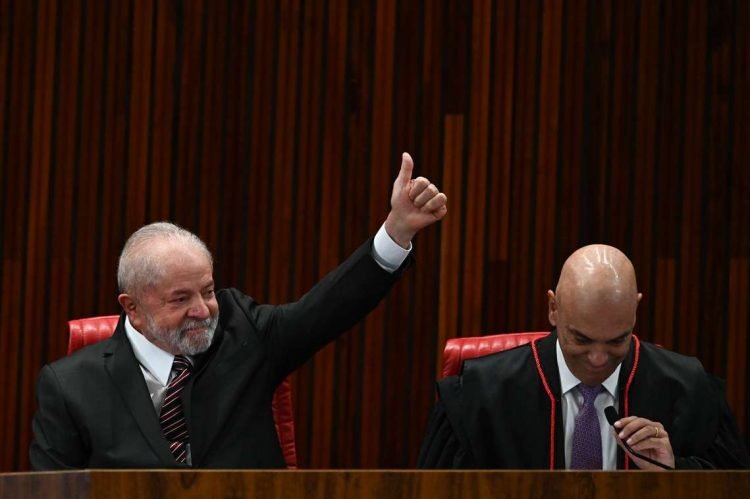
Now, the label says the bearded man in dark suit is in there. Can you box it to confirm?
[31,153,447,469]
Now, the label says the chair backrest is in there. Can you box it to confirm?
[442,331,550,377]
[67,315,298,468]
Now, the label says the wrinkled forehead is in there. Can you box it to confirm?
[139,241,213,289]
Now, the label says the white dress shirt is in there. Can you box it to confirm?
[372,223,412,271]
[124,318,184,414]
[557,339,621,470]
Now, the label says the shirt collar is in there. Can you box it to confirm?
[556,338,621,397]
[124,316,175,385]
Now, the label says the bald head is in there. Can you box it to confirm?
[555,244,639,311]
[548,244,641,385]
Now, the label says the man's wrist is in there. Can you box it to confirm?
[372,223,411,272]
[384,213,415,249]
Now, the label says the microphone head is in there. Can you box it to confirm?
[604,406,619,426]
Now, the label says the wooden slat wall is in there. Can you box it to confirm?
[1,0,749,470]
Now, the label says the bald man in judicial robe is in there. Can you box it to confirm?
[418,245,749,470]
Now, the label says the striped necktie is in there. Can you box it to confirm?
[160,355,192,464]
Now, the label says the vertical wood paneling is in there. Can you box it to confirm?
[484,0,516,330]
[653,0,684,263]
[2,0,750,471]
[585,0,612,239]
[0,0,9,161]
[729,1,750,425]
[267,0,300,305]
[728,259,748,424]
[246,0,275,298]
[506,0,541,328]
[607,0,637,248]
[290,0,326,468]
[702,0,734,371]
[459,0,491,341]
[331,0,370,462]
[406,0,444,466]
[309,0,348,467]
[381,0,425,466]
[632,0,659,340]
[75,0,107,315]
[487,0,516,264]
[196,0,227,247]
[678,0,707,356]
[555,0,586,271]
[437,115,464,375]
[98,0,132,301]
[46,0,83,364]
[0,0,11,466]
[654,258,676,349]
[18,0,57,469]
[3,0,35,468]
[359,0,395,469]
[732,0,750,257]
[148,0,177,222]
[532,0,562,314]
[126,0,154,227]
[174,0,206,229]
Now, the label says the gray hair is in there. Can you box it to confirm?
[117,222,213,296]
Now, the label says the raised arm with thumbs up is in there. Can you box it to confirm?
[30,151,448,471]
[384,152,448,249]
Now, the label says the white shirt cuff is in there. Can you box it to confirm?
[372,223,411,273]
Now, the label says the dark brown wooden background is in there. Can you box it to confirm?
[1,0,749,471]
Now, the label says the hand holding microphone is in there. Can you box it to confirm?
[604,406,675,470]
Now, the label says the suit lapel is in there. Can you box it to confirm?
[186,323,253,465]
[188,323,269,465]
[103,324,176,466]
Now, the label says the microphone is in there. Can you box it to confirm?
[604,406,673,470]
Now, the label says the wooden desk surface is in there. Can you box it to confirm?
[2,469,749,499]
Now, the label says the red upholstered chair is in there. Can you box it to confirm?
[67,315,298,468]
[442,332,550,378]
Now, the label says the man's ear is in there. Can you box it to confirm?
[547,289,558,326]
[118,293,145,330]
[118,293,136,312]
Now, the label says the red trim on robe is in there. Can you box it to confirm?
[531,337,557,469]
[621,335,641,469]
[530,334,642,470]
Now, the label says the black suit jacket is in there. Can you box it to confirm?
[31,238,410,469]
[418,331,750,469]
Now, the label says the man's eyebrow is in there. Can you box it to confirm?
[569,329,592,341]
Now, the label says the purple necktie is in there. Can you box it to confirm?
[160,355,192,464]
[570,383,605,469]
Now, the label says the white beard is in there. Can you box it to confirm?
[145,313,219,355]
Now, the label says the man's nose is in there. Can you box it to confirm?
[188,297,211,319]
[587,348,608,368]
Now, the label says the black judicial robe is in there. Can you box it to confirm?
[417,331,750,469]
